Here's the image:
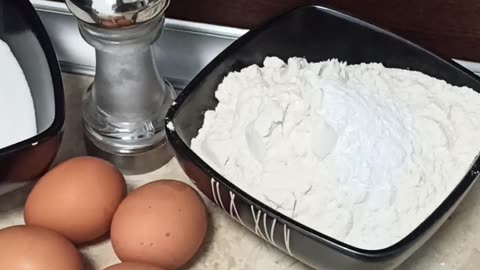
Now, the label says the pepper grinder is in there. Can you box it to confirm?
[65,0,177,174]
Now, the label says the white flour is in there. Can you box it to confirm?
[0,39,37,149]
[191,57,480,249]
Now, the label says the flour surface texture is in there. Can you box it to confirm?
[0,39,37,149]
[191,57,480,249]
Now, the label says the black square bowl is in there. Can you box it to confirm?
[165,5,480,270]
[0,0,64,184]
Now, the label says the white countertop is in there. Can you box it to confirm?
[1,73,479,270]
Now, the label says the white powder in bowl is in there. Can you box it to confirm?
[0,39,37,149]
[191,56,480,250]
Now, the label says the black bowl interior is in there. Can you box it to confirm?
[0,0,63,153]
[166,4,480,258]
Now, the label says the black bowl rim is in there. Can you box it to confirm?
[0,0,65,156]
[166,5,480,261]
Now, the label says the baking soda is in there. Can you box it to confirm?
[191,57,480,249]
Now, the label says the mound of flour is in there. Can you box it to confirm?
[0,39,37,149]
[191,56,480,249]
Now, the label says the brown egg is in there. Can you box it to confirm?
[104,262,165,270]
[110,180,208,270]
[24,156,127,244]
[0,225,84,270]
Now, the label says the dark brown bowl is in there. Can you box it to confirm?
[0,0,64,183]
[165,5,480,270]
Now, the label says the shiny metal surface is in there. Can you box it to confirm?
[31,0,247,89]
[65,0,169,28]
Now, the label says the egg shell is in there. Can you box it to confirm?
[104,262,165,270]
[111,180,208,270]
[0,225,84,270]
[24,156,127,244]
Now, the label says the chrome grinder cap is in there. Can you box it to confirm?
[65,0,170,28]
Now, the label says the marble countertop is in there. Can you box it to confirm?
[1,73,479,270]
